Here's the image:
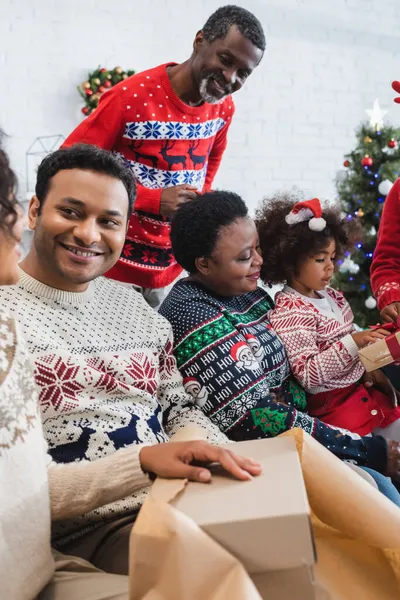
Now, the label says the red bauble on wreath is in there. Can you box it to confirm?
[361,155,373,167]
[343,159,350,168]
[388,139,397,149]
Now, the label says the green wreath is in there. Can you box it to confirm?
[78,66,135,116]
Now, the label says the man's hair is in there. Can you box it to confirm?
[0,130,18,236]
[202,5,266,52]
[171,190,249,273]
[35,144,136,218]
[255,193,362,286]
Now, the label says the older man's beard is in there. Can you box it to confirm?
[199,73,233,104]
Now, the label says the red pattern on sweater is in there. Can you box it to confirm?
[63,63,234,288]
[269,286,363,392]
[371,178,400,310]
[269,286,400,434]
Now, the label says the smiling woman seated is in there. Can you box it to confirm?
[159,190,400,504]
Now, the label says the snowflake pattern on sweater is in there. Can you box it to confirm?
[0,272,227,546]
[160,280,388,470]
[63,63,235,288]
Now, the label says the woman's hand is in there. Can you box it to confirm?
[386,440,400,481]
[139,440,262,483]
[380,302,400,324]
[352,328,390,349]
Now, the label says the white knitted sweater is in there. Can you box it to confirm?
[0,271,226,547]
[0,311,54,599]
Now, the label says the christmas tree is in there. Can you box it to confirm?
[333,100,400,328]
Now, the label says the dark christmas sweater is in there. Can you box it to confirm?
[371,178,400,309]
[63,63,234,289]
[160,280,387,471]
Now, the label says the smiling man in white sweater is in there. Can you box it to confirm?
[0,144,262,587]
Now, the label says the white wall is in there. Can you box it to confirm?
[1,0,399,212]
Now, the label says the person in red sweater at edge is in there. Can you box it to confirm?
[371,81,400,322]
[62,5,265,309]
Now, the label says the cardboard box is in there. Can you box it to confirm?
[170,436,317,599]
[129,428,400,600]
[358,330,400,372]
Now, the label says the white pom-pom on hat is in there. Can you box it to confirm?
[309,217,327,231]
[285,198,327,231]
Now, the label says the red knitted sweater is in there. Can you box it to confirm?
[371,178,400,309]
[63,63,234,288]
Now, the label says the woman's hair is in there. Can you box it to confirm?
[0,131,18,235]
[171,190,248,273]
[255,192,361,285]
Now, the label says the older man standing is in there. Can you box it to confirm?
[63,5,265,308]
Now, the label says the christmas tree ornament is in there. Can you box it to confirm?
[361,155,373,167]
[366,99,387,130]
[388,139,397,148]
[339,257,360,275]
[82,81,91,89]
[85,89,93,96]
[365,296,377,310]
[115,66,123,74]
[81,106,89,115]
[122,73,129,79]
[343,159,350,167]
[392,81,400,104]
[364,136,372,144]
[93,78,101,86]
[378,179,393,196]
[98,86,106,93]
[107,74,112,79]
[357,208,364,217]
[100,68,107,73]
[104,80,112,88]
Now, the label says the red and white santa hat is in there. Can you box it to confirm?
[285,198,326,232]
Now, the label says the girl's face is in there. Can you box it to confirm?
[0,204,27,286]
[290,238,336,297]
[196,216,263,297]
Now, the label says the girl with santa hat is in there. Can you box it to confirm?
[258,194,400,441]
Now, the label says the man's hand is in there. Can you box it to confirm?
[139,440,262,483]
[380,302,400,324]
[160,185,198,217]
[363,369,398,407]
[386,440,400,481]
[352,328,390,348]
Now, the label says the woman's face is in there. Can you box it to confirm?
[197,217,263,296]
[0,204,26,285]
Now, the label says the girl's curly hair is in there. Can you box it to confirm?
[255,192,362,286]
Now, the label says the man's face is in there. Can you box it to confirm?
[192,25,263,104]
[27,169,129,291]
